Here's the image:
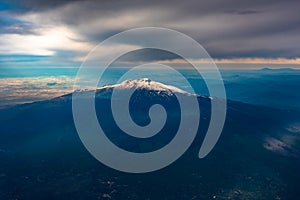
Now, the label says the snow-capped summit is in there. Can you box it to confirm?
[99,78,192,95]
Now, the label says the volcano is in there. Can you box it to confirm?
[0,79,300,199]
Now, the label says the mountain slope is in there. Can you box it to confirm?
[0,79,300,200]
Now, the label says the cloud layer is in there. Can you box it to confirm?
[0,0,300,68]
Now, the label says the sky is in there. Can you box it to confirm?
[0,0,300,69]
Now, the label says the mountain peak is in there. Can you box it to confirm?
[99,78,191,95]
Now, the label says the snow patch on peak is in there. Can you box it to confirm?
[99,78,194,95]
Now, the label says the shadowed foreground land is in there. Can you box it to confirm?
[0,86,300,200]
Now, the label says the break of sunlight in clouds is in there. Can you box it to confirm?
[155,58,300,70]
[160,58,300,65]
[215,58,300,65]
[0,24,92,56]
[0,76,74,106]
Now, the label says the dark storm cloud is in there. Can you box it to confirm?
[1,0,300,60]
[1,0,88,11]
[0,16,38,34]
[229,10,262,15]
[116,49,180,62]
